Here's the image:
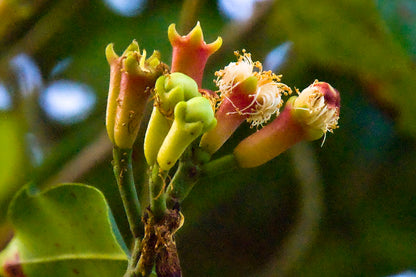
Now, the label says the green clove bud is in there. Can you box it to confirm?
[144,73,200,165]
[157,97,216,171]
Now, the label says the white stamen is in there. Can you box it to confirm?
[215,51,255,97]
[294,85,339,134]
[215,50,291,128]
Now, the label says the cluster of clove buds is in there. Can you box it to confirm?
[104,22,340,277]
[105,22,340,172]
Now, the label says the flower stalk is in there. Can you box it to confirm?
[149,164,168,223]
[166,146,201,207]
[201,153,238,177]
[112,147,142,239]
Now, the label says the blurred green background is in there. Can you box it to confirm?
[0,0,415,276]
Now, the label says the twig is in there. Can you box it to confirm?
[253,142,323,277]
[0,0,87,77]
[41,130,112,189]
[178,0,204,34]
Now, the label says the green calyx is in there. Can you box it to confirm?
[144,73,201,165]
[157,97,217,171]
[154,72,200,118]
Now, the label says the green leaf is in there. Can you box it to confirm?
[1,183,128,277]
[264,0,416,135]
[0,113,26,223]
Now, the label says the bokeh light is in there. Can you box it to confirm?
[0,83,12,110]
[39,80,96,124]
[10,54,42,96]
[103,0,146,17]
[218,0,266,21]
[26,133,44,166]
[388,271,416,277]
[49,57,73,78]
[264,41,292,71]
